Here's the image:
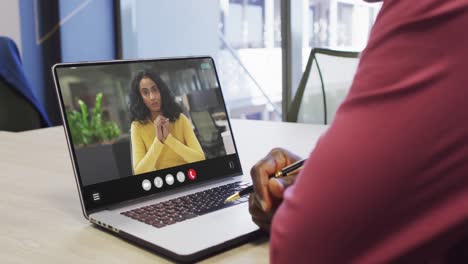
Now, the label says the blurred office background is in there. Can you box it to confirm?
[0,0,381,128]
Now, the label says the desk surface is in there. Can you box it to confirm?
[0,119,327,263]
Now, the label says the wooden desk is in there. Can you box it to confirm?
[0,119,327,263]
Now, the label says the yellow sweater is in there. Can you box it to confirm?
[130,113,205,174]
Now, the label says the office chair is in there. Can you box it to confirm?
[287,48,360,124]
[189,110,225,159]
[0,36,51,131]
[186,88,223,112]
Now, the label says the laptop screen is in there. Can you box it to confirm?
[54,57,242,212]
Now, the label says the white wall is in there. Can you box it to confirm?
[0,0,21,51]
[120,0,219,59]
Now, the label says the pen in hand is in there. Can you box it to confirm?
[224,158,307,203]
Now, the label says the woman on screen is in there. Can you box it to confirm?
[129,70,205,175]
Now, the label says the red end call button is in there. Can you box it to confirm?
[188,169,197,180]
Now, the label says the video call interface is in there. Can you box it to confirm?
[55,58,238,197]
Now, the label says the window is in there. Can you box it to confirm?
[119,0,381,121]
[119,0,282,121]
[306,0,382,52]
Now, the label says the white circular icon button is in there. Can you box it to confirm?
[165,174,174,185]
[154,177,163,188]
[176,171,185,183]
[142,179,151,191]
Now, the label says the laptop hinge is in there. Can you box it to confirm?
[106,175,244,211]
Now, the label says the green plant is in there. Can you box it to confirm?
[67,93,121,146]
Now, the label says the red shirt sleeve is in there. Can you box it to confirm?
[270,1,468,263]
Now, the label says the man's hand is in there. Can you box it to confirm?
[249,148,301,231]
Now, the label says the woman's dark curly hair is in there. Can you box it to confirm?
[128,70,182,123]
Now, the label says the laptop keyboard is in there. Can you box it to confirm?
[120,181,250,228]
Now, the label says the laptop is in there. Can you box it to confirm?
[52,56,260,262]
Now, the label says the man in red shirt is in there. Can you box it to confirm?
[249,1,468,263]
